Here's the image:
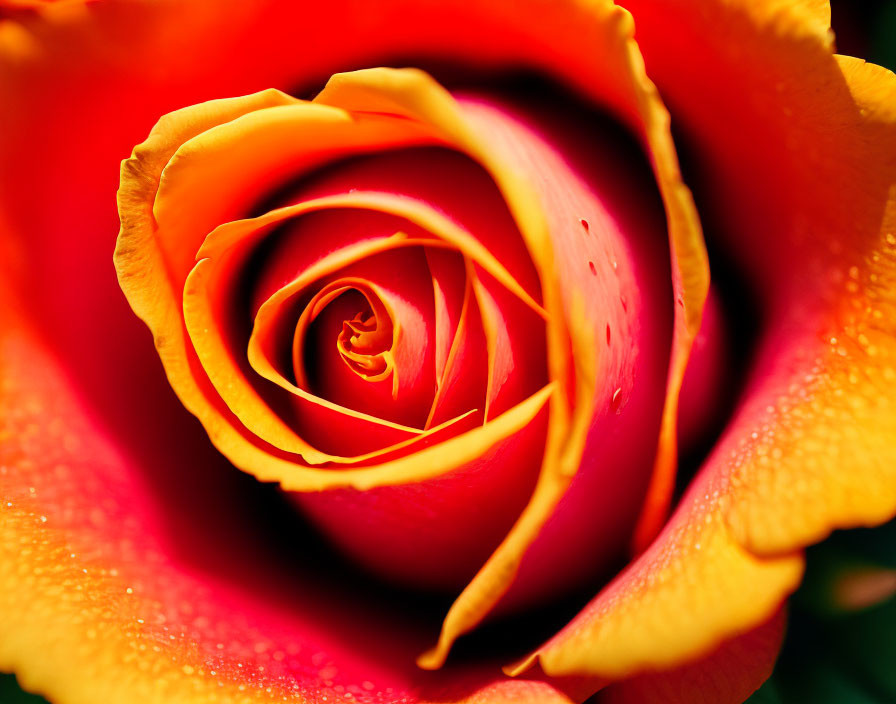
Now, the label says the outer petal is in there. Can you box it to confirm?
[722,57,896,554]
[615,1,896,557]
[513,0,896,684]
[0,290,587,704]
[803,0,831,28]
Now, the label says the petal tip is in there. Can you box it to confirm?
[503,653,538,678]
[415,645,447,671]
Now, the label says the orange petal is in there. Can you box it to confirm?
[722,56,896,555]
[803,0,832,29]
[834,567,896,612]
[615,0,896,552]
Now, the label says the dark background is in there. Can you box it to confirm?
[2,1,895,702]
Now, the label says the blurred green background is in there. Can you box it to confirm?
[2,0,895,702]
[747,520,896,704]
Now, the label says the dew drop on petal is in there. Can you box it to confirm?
[610,387,622,413]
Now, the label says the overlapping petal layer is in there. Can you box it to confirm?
[4,1,893,704]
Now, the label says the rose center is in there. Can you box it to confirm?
[294,282,396,394]
[336,305,390,380]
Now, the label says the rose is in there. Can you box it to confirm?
[114,64,682,627]
[1,3,894,704]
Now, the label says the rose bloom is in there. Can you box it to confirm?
[1,1,894,703]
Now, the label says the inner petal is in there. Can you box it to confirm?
[298,287,393,385]
[298,285,401,422]
[274,147,543,308]
[286,246,439,430]
[338,301,389,378]
[233,196,531,461]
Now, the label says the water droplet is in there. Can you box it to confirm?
[606,324,611,346]
[610,388,622,413]
[579,218,590,233]
[588,261,597,276]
